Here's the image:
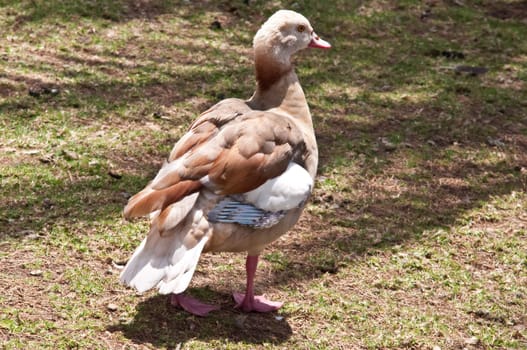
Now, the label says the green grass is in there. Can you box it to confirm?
[1,0,527,348]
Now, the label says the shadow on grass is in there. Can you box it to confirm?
[5,0,246,23]
[263,82,526,280]
[272,164,527,288]
[0,27,252,239]
[108,293,292,347]
[5,0,364,25]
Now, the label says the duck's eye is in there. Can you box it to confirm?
[297,24,306,33]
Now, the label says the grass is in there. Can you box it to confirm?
[1,0,526,348]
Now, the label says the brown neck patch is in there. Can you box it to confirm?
[254,48,292,91]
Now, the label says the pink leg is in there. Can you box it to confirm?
[233,255,283,312]
[170,293,220,317]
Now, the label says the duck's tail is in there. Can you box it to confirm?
[120,193,208,295]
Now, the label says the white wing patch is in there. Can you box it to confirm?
[207,162,312,228]
[242,162,313,211]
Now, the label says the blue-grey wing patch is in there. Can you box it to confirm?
[207,198,286,229]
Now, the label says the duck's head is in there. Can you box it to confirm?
[253,10,331,64]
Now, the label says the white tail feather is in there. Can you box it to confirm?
[158,236,208,294]
[120,195,206,295]
[119,230,167,293]
[120,222,208,294]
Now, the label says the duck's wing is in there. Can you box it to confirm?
[124,103,308,223]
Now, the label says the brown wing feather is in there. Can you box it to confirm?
[124,103,306,219]
[207,141,293,194]
[124,180,202,219]
[168,98,251,162]
[168,121,217,161]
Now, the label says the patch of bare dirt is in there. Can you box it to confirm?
[483,0,527,20]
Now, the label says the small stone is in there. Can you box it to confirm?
[62,149,80,160]
[118,315,131,323]
[486,137,505,148]
[432,346,441,350]
[39,155,54,164]
[107,303,118,312]
[427,139,437,147]
[26,233,41,240]
[275,315,284,321]
[30,269,43,276]
[465,336,479,345]
[379,137,397,151]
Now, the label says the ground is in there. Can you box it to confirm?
[1,0,526,349]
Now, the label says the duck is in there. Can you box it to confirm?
[120,9,331,316]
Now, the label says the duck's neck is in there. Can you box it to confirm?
[247,49,318,178]
[248,49,311,124]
